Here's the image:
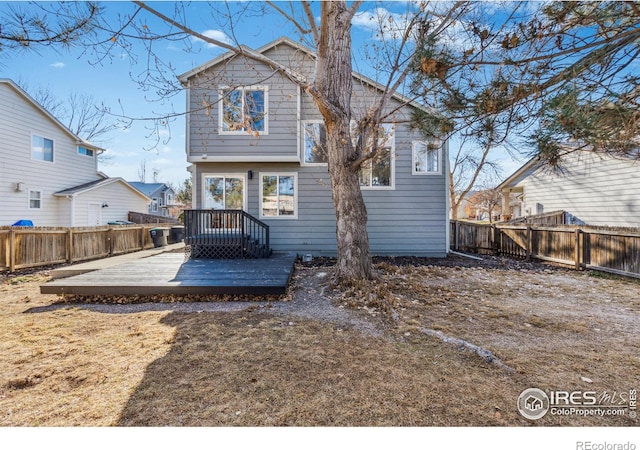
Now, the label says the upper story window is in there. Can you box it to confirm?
[78,146,94,157]
[412,140,442,175]
[359,123,395,189]
[300,121,395,188]
[219,86,268,135]
[32,135,54,162]
[302,121,328,165]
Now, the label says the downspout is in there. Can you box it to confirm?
[444,139,451,254]
[66,194,77,227]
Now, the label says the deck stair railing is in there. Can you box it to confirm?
[183,209,270,259]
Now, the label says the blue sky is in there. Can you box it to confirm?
[1,1,522,189]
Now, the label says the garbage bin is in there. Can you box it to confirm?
[149,227,169,247]
[171,225,185,243]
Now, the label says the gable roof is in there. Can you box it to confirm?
[54,178,150,201]
[178,36,433,114]
[497,156,540,191]
[128,182,174,197]
[0,78,104,152]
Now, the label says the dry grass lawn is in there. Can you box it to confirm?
[1,256,638,427]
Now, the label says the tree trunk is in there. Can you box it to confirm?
[311,1,374,284]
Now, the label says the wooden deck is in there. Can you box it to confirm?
[40,252,297,296]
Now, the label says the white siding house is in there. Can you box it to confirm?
[178,37,450,256]
[0,79,150,226]
[498,149,640,227]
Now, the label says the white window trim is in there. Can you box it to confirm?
[360,124,396,190]
[218,85,269,136]
[412,140,442,176]
[31,134,55,163]
[259,172,298,220]
[201,173,248,211]
[301,120,328,167]
[28,189,42,210]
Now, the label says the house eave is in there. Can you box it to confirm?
[188,155,301,163]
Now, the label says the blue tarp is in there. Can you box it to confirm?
[12,220,34,227]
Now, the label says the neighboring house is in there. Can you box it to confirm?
[177,37,449,256]
[128,182,178,217]
[498,149,640,227]
[0,79,150,226]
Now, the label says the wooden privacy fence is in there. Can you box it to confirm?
[0,223,178,272]
[451,221,640,279]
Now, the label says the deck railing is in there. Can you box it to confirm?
[183,209,270,259]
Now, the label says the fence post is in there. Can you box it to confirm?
[526,225,532,260]
[108,227,115,256]
[140,226,146,250]
[455,221,460,251]
[491,224,498,255]
[9,228,16,273]
[574,228,581,270]
[67,228,74,264]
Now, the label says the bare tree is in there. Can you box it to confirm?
[0,2,99,58]
[137,160,147,183]
[466,188,502,223]
[24,84,118,144]
[110,0,467,284]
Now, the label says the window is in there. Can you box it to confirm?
[359,147,392,187]
[301,121,395,188]
[32,135,54,162]
[219,86,268,134]
[359,124,395,188]
[151,198,158,212]
[302,121,328,165]
[260,174,297,219]
[413,140,441,175]
[29,190,42,209]
[78,146,94,157]
[204,175,245,210]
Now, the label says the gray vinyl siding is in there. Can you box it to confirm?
[193,129,448,257]
[186,40,448,256]
[187,55,299,160]
[510,151,640,227]
[0,82,98,226]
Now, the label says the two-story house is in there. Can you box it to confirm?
[128,182,178,217]
[178,37,449,256]
[0,79,150,227]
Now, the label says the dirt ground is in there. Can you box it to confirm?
[0,254,638,426]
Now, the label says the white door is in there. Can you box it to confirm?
[88,203,101,226]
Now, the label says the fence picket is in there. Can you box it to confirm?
[0,223,179,272]
[450,221,640,279]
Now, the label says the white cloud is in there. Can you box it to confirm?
[353,7,410,38]
[192,29,232,49]
[50,62,65,69]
